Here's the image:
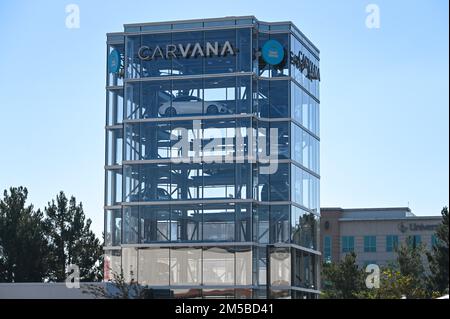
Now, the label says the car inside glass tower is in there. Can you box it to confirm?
[104,16,320,299]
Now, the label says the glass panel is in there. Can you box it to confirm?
[291,165,302,205]
[203,247,235,285]
[271,121,289,159]
[171,162,203,201]
[122,247,138,282]
[126,121,172,161]
[170,247,202,285]
[172,22,203,30]
[204,77,236,115]
[140,164,171,201]
[140,205,171,243]
[256,246,267,285]
[138,248,170,285]
[291,83,302,124]
[302,252,315,289]
[105,209,121,246]
[104,250,121,281]
[203,204,235,242]
[170,205,202,242]
[106,128,123,166]
[270,163,289,201]
[203,163,235,199]
[255,205,269,243]
[141,81,172,119]
[270,205,290,243]
[204,29,236,74]
[172,31,203,76]
[270,247,291,286]
[269,80,289,118]
[257,33,270,77]
[107,89,124,125]
[257,80,270,117]
[123,165,139,202]
[236,163,252,200]
[141,33,172,77]
[123,206,139,244]
[235,203,251,241]
[204,20,235,27]
[236,76,251,114]
[291,206,317,249]
[125,82,141,120]
[235,246,252,285]
[125,35,140,79]
[170,78,204,117]
[236,28,252,72]
[302,91,309,129]
[108,43,124,86]
[105,169,122,206]
[124,123,139,161]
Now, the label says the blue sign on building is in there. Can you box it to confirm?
[108,49,121,73]
[262,39,285,65]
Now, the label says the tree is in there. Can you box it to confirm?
[83,270,147,299]
[361,242,430,299]
[321,252,366,299]
[0,187,49,282]
[427,207,449,293]
[396,242,426,282]
[361,268,428,299]
[43,191,102,282]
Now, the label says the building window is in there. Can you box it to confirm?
[408,235,422,248]
[364,236,376,252]
[342,236,354,253]
[324,236,332,263]
[431,234,439,247]
[386,235,399,252]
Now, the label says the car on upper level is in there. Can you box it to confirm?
[159,95,231,116]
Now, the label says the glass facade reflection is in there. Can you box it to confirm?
[105,16,320,299]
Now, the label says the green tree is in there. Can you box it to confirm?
[361,268,428,299]
[0,187,49,282]
[397,242,426,282]
[362,242,430,299]
[427,207,449,293]
[321,252,366,299]
[83,270,147,299]
[44,191,102,282]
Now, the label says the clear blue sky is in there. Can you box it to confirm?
[0,0,448,237]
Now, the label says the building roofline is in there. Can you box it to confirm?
[338,216,442,222]
[321,207,412,212]
[123,15,257,28]
[109,16,319,54]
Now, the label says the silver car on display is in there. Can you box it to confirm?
[159,95,231,116]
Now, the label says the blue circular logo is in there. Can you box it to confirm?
[108,49,121,73]
[262,40,284,65]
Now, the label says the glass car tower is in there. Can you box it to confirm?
[104,16,320,299]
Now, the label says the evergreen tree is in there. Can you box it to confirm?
[427,207,449,294]
[361,268,428,299]
[44,191,102,282]
[321,252,366,299]
[0,187,49,282]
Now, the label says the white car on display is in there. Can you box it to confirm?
[159,95,231,116]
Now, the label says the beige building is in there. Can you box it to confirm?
[320,207,441,267]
